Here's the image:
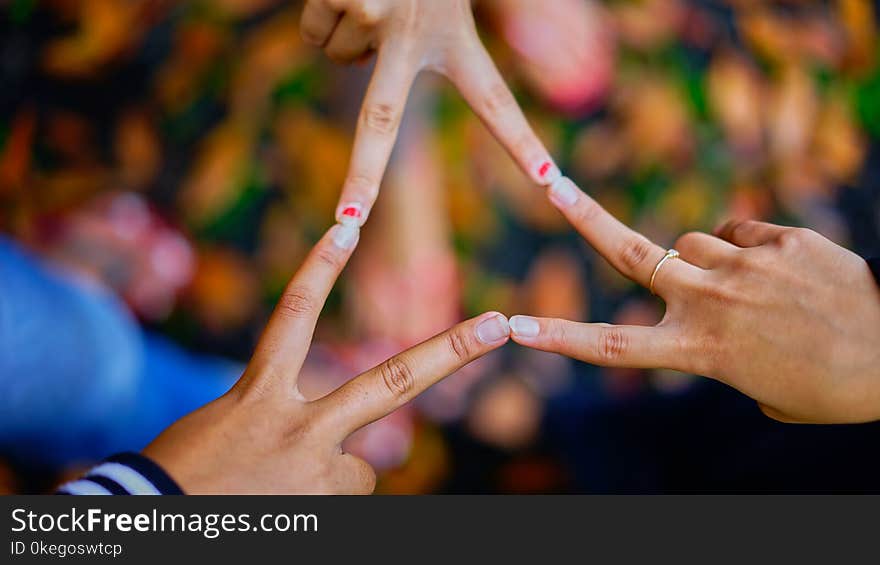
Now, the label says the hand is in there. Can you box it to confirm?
[143,223,511,493]
[299,0,559,225]
[508,176,880,424]
[483,0,613,114]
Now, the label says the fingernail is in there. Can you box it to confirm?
[537,160,561,186]
[509,315,540,338]
[330,223,360,250]
[548,176,580,207]
[337,202,365,227]
[475,313,510,344]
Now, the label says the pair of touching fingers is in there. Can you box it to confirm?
[300,0,560,227]
[510,175,880,424]
[508,176,711,370]
[235,222,511,485]
[245,223,511,423]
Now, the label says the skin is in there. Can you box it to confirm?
[510,177,880,424]
[299,0,558,225]
[143,224,511,493]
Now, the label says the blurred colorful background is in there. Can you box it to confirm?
[2,0,880,493]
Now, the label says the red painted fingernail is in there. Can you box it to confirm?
[338,203,364,226]
[537,161,560,185]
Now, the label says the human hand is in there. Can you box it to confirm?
[143,223,511,493]
[299,0,559,226]
[508,176,880,423]
[483,0,614,114]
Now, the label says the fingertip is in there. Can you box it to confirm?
[547,176,581,210]
[474,311,511,345]
[336,201,368,227]
[509,315,541,339]
[535,160,561,186]
[328,223,360,251]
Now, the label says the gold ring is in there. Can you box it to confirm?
[649,249,679,295]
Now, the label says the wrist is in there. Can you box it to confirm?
[57,452,184,495]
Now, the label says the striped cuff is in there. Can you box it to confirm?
[57,453,184,495]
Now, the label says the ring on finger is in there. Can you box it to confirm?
[649,249,680,295]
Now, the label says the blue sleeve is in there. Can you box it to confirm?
[0,237,143,465]
[0,237,240,467]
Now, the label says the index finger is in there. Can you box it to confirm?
[245,223,359,391]
[334,41,418,226]
[546,176,703,295]
[313,312,510,440]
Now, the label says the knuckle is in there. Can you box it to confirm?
[597,325,628,363]
[777,228,809,251]
[481,82,517,117]
[378,356,415,398]
[345,173,380,199]
[361,102,399,135]
[619,236,653,272]
[546,321,568,349]
[445,328,474,363]
[314,246,343,270]
[573,196,602,225]
[277,286,319,318]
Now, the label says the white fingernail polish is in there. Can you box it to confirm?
[537,160,561,186]
[549,176,580,207]
[331,224,360,250]
[476,314,510,344]
[338,202,365,227]
[509,315,540,338]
